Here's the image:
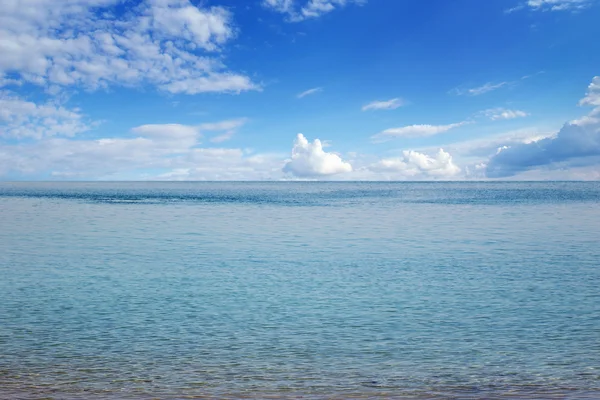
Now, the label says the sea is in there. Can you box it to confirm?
[1,181,599,399]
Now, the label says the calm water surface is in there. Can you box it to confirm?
[1,182,599,399]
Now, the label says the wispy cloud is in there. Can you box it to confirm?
[482,108,530,121]
[263,0,367,22]
[453,72,544,96]
[451,82,509,96]
[361,98,406,111]
[507,0,594,13]
[372,122,469,142]
[210,131,236,143]
[131,124,201,146]
[521,71,545,80]
[263,0,295,14]
[297,87,323,98]
[199,118,248,132]
[0,119,281,180]
[198,118,248,143]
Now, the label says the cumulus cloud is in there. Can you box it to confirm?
[372,122,468,141]
[283,133,352,177]
[485,120,600,177]
[263,0,366,21]
[570,112,600,127]
[361,98,406,111]
[482,108,529,121]
[0,0,257,94]
[0,92,92,139]
[441,127,555,160]
[485,76,600,178]
[297,87,323,98]
[579,76,600,107]
[570,76,600,126]
[369,149,461,179]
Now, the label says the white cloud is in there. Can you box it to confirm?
[263,0,366,21]
[441,127,556,159]
[485,76,600,178]
[570,114,600,126]
[127,118,249,146]
[372,122,468,141]
[0,92,92,139]
[482,108,529,121]
[0,74,22,87]
[283,133,352,177]
[369,149,461,178]
[579,76,600,107]
[454,73,543,95]
[570,76,600,125]
[149,0,233,50]
[0,0,257,94]
[297,87,323,98]
[361,98,406,111]
[521,0,594,12]
[210,130,236,143]
[153,149,285,180]
[4,72,599,181]
[199,118,248,131]
[0,120,283,179]
[131,123,201,147]
[485,121,600,177]
[452,82,509,96]
[198,118,248,143]
[263,0,295,14]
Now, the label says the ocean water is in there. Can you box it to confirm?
[1,182,599,399]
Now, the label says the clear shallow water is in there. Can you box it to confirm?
[1,182,599,399]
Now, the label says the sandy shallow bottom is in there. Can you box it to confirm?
[2,385,599,400]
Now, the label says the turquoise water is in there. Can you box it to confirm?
[1,182,599,399]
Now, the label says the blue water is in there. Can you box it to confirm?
[1,182,599,399]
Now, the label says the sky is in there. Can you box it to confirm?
[0,0,599,181]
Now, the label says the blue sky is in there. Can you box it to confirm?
[0,0,599,180]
